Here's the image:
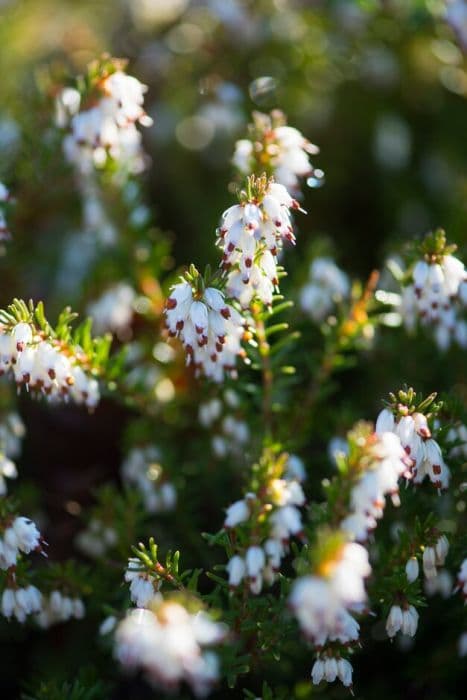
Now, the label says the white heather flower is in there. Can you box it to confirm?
[456,558,467,599]
[424,569,453,598]
[401,606,419,637]
[459,632,467,657]
[0,182,11,241]
[386,604,403,638]
[226,555,246,587]
[337,658,353,687]
[114,602,225,697]
[435,535,449,565]
[245,546,265,581]
[269,504,303,541]
[405,557,419,583]
[218,180,303,307]
[75,518,117,558]
[121,446,176,514]
[224,498,251,528]
[375,408,395,434]
[12,517,41,554]
[423,546,437,580]
[165,282,245,382]
[447,1,467,50]
[284,454,306,482]
[311,658,325,685]
[87,283,136,336]
[125,558,158,607]
[100,615,117,635]
[232,112,318,195]
[300,258,350,322]
[447,423,467,459]
[198,399,222,428]
[327,436,349,466]
[323,656,338,682]
[0,412,25,495]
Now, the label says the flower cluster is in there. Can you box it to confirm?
[290,538,371,689]
[0,322,100,409]
[397,232,466,350]
[0,182,10,242]
[87,283,136,337]
[422,535,449,580]
[375,402,450,490]
[58,59,152,175]
[0,516,42,570]
[165,276,245,382]
[232,110,319,195]
[385,604,419,638]
[114,599,226,697]
[218,176,303,307]
[340,430,409,542]
[121,447,176,514]
[0,412,25,495]
[36,590,85,628]
[1,584,42,623]
[300,257,350,323]
[224,453,306,594]
[198,390,249,459]
[75,518,118,559]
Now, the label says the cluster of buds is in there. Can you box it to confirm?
[0,182,11,242]
[300,257,350,323]
[198,390,249,458]
[232,110,319,195]
[121,447,176,514]
[165,269,246,382]
[375,389,450,490]
[0,412,25,496]
[0,321,100,409]
[57,57,152,175]
[385,603,419,638]
[114,598,226,697]
[36,590,85,628]
[225,453,306,594]
[87,283,136,337]
[1,584,42,623]
[340,426,410,542]
[398,229,466,350]
[218,176,304,307]
[0,516,42,570]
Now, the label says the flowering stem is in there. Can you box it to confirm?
[251,303,274,438]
